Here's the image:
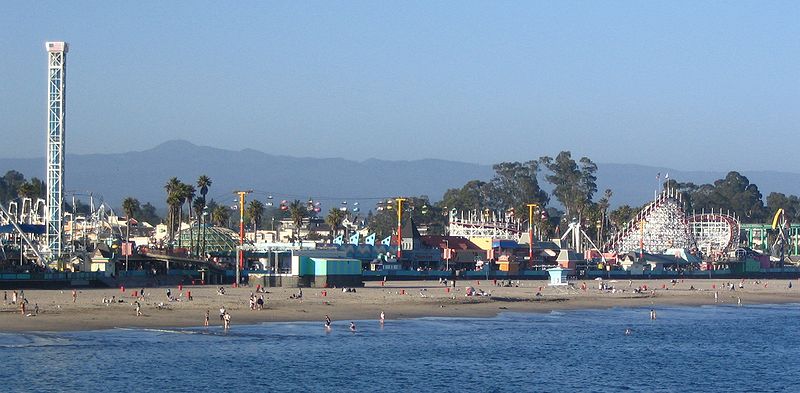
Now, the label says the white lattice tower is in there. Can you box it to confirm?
[447,209,528,240]
[605,189,696,253]
[46,41,68,261]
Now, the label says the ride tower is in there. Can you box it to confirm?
[46,41,68,261]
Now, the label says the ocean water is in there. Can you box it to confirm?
[1,304,798,392]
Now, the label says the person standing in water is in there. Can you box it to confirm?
[204,310,210,327]
[650,309,657,320]
[325,314,332,328]
[349,322,357,332]
[223,312,231,330]
[380,311,385,324]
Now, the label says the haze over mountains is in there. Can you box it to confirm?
[1,140,799,214]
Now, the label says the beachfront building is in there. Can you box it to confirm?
[420,235,484,270]
[399,218,441,269]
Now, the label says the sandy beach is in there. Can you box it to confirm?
[1,278,798,332]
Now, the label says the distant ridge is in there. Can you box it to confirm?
[1,140,799,211]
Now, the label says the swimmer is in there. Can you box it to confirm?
[350,322,357,332]
[624,328,632,335]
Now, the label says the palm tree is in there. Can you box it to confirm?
[164,177,182,246]
[122,197,140,270]
[212,205,230,227]
[180,183,196,251]
[246,200,265,242]
[192,197,205,256]
[325,208,346,243]
[196,175,212,256]
[288,199,307,245]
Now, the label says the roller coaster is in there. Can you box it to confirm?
[604,188,741,258]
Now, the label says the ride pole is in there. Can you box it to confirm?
[234,190,252,285]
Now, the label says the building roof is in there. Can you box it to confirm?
[401,218,422,240]
[420,235,483,251]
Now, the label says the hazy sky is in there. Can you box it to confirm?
[1,1,798,171]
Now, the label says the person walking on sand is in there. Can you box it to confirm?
[135,301,141,317]
[72,289,77,303]
[204,310,210,327]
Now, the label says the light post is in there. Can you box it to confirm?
[527,203,538,263]
[202,207,209,259]
[395,198,407,260]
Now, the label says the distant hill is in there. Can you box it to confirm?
[0,140,494,212]
[1,140,799,212]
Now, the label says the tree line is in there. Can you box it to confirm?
[1,158,796,246]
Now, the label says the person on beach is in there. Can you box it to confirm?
[140,288,145,298]
[72,289,77,303]
[166,288,172,299]
[325,315,332,329]
[12,290,17,304]
[3,291,6,303]
[714,291,719,303]
[20,301,26,316]
[204,310,210,327]
[257,295,264,310]
[34,303,39,315]
[134,301,141,317]
[349,322,356,332]
[223,312,231,330]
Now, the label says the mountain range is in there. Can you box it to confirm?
[1,140,799,214]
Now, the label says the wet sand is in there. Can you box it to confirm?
[1,278,798,332]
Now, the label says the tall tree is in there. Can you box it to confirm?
[195,175,212,257]
[595,189,613,244]
[288,200,307,243]
[438,180,493,212]
[121,197,140,269]
[325,208,346,242]
[137,202,161,226]
[211,204,230,227]
[540,151,598,224]
[691,172,767,223]
[246,199,265,241]
[488,161,549,213]
[164,177,183,245]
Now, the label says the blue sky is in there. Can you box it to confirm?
[1,1,798,171]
